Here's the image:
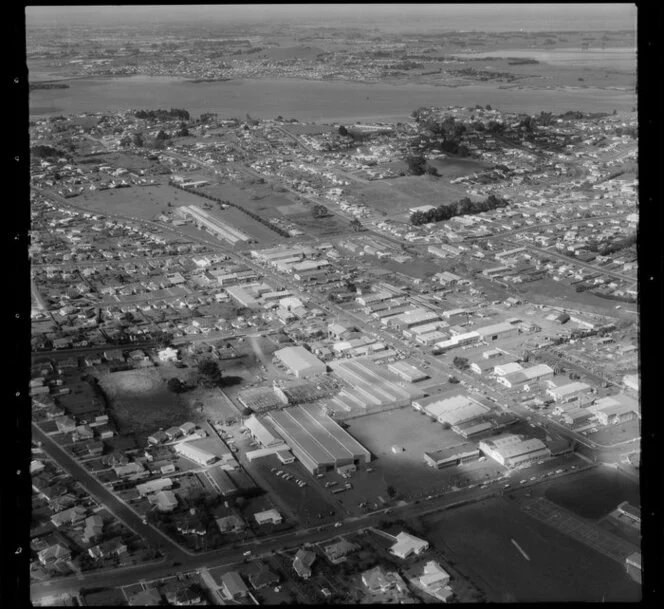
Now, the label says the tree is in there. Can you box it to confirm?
[405,154,427,176]
[338,125,349,136]
[132,132,144,147]
[167,378,186,393]
[349,218,364,232]
[453,356,470,370]
[156,130,170,141]
[448,376,460,384]
[425,163,439,177]
[177,122,189,137]
[312,204,329,218]
[386,485,396,498]
[198,359,223,385]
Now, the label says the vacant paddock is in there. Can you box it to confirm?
[421,496,641,602]
[98,368,192,437]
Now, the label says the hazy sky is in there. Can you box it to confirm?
[27,4,637,32]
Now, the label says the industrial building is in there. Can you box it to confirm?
[387,308,441,331]
[475,321,519,341]
[225,285,261,309]
[244,414,284,447]
[274,346,327,379]
[326,357,425,415]
[496,364,554,388]
[177,205,250,245]
[433,331,480,353]
[267,406,371,474]
[423,445,480,469]
[387,361,429,383]
[546,381,593,404]
[479,434,551,469]
[588,394,640,425]
[174,441,218,466]
[413,393,490,427]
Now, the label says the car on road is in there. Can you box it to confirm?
[334,522,343,528]
[504,484,511,488]
[555,469,563,474]
[520,479,527,484]
[530,476,536,481]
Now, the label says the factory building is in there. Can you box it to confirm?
[475,321,519,342]
[387,309,441,331]
[267,406,371,474]
[587,394,639,426]
[174,441,218,466]
[413,393,490,426]
[496,364,554,388]
[387,361,429,383]
[433,331,480,353]
[244,415,284,447]
[562,408,594,428]
[328,357,425,413]
[274,346,327,379]
[225,285,261,309]
[423,445,480,469]
[479,434,551,469]
[546,381,593,404]
[178,205,249,245]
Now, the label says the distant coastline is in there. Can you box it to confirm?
[29,82,70,91]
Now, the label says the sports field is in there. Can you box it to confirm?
[421,496,641,602]
[75,180,184,219]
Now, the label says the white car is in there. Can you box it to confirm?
[334,522,343,528]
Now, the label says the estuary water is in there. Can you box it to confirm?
[29,75,636,122]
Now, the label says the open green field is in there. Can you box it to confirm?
[354,173,472,219]
[99,367,196,438]
[75,181,182,219]
[421,496,641,602]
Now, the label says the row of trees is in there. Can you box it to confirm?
[134,108,190,121]
[410,193,509,226]
[169,182,291,238]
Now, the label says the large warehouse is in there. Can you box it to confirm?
[327,357,425,414]
[267,406,371,474]
[479,434,551,469]
[274,346,327,379]
[413,393,490,426]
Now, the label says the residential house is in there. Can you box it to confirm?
[390,532,429,559]
[51,506,87,528]
[215,514,246,534]
[82,515,104,544]
[128,588,162,606]
[38,543,71,567]
[249,564,279,590]
[293,548,317,579]
[221,572,249,600]
[323,539,359,564]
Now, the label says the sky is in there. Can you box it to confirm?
[26,4,637,32]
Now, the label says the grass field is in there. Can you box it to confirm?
[420,496,641,602]
[353,173,472,219]
[99,367,195,438]
[543,466,640,520]
[75,180,183,219]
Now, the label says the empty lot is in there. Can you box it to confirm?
[421,496,641,602]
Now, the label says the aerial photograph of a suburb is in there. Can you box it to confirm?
[24,3,646,606]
